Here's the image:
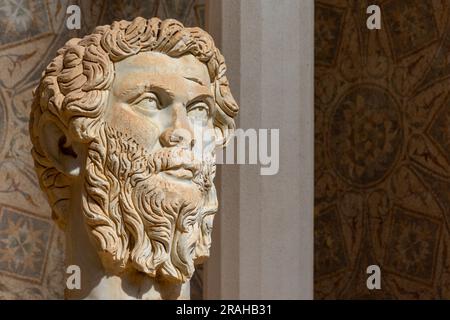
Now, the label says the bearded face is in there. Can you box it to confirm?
[29,18,239,292]
[81,51,219,282]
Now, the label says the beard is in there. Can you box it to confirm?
[81,123,217,282]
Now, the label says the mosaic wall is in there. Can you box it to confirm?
[0,0,205,299]
[315,0,450,299]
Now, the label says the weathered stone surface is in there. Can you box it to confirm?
[29,17,238,299]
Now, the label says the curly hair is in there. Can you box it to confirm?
[30,17,238,230]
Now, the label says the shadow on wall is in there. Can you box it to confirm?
[315,0,450,299]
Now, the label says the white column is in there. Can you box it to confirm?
[205,0,314,299]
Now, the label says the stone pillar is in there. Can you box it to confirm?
[205,0,314,299]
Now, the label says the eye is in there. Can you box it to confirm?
[132,93,160,116]
[187,102,210,125]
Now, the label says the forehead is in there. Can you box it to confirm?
[113,51,210,91]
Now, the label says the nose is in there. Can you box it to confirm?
[159,104,195,149]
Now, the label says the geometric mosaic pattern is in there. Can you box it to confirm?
[0,0,205,300]
[315,2,345,66]
[0,206,53,283]
[328,85,403,187]
[315,206,349,278]
[383,0,438,61]
[0,0,52,48]
[384,207,441,283]
[316,0,450,299]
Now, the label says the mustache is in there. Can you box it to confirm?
[147,147,202,175]
[145,147,216,191]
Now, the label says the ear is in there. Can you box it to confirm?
[38,115,85,177]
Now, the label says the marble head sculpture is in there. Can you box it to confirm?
[29,17,238,297]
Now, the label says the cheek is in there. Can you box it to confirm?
[191,122,216,161]
[203,122,217,154]
[105,102,160,151]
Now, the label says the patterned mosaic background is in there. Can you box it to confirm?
[315,0,450,299]
[0,0,204,299]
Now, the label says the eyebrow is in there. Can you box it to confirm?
[183,76,206,86]
[119,84,176,101]
[188,93,214,104]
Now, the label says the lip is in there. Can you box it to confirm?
[163,168,194,180]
